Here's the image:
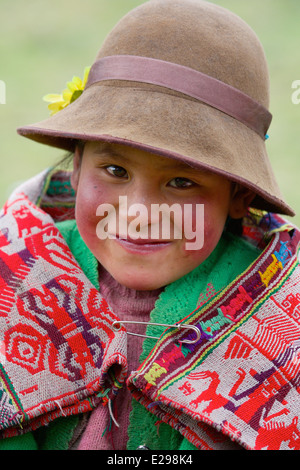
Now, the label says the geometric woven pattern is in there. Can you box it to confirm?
[0,190,127,438]
[128,220,300,450]
[1,171,299,449]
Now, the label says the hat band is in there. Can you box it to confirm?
[86,55,272,140]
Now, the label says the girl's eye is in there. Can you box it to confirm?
[168,177,196,189]
[105,165,128,178]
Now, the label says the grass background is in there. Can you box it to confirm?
[1,0,299,225]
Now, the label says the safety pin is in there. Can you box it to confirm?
[112,320,201,345]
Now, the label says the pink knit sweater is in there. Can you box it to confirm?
[77,266,162,450]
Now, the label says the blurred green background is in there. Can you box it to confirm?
[1,0,299,225]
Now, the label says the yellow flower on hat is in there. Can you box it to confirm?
[43,66,90,115]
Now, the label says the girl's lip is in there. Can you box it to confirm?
[112,234,173,253]
[116,234,172,245]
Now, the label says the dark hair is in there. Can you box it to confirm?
[38,141,86,222]
[53,140,85,170]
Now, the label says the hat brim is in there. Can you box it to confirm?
[17,81,295,217]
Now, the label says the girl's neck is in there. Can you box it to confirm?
[97,264,164,373]
[97,263,163,318]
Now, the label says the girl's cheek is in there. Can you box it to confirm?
[77,175,111,215]
[181,205,225,260]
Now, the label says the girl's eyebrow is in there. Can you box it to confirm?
[93,144,126,160]
[92,144,211,176]
[151,159,212,177]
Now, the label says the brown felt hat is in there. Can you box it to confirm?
[17,0,294,216]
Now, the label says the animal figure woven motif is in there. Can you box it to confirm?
[0,192,127,438]
[1,171,300,450]
[128,221,300,450]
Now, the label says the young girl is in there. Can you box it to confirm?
[0,0,299,451]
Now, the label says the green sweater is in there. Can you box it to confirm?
[0,220,260,450]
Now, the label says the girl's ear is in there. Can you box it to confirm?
[70,144,83,192]
[228,184,255,219]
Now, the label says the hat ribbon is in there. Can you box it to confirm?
[86,55,272,140]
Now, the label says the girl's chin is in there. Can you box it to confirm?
[109,273,165,291]
[92,239,214,291]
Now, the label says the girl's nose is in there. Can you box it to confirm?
[129,180,159,206]
[117,185,183,240]
[117,183,162,238]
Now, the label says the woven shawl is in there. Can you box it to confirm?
[0,173,127,438]
[128,223,300,450]
[0,170,300,450]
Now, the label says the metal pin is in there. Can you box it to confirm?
[108,398,119,428]
[112,320,201,344]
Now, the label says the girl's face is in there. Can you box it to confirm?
[71,142,252,290]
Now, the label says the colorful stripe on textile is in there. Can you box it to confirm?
[0,191,127,438]
[128,225,300,450]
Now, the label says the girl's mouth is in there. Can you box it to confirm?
[112,234,173,254]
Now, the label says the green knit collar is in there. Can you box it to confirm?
[56,218,260,364]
